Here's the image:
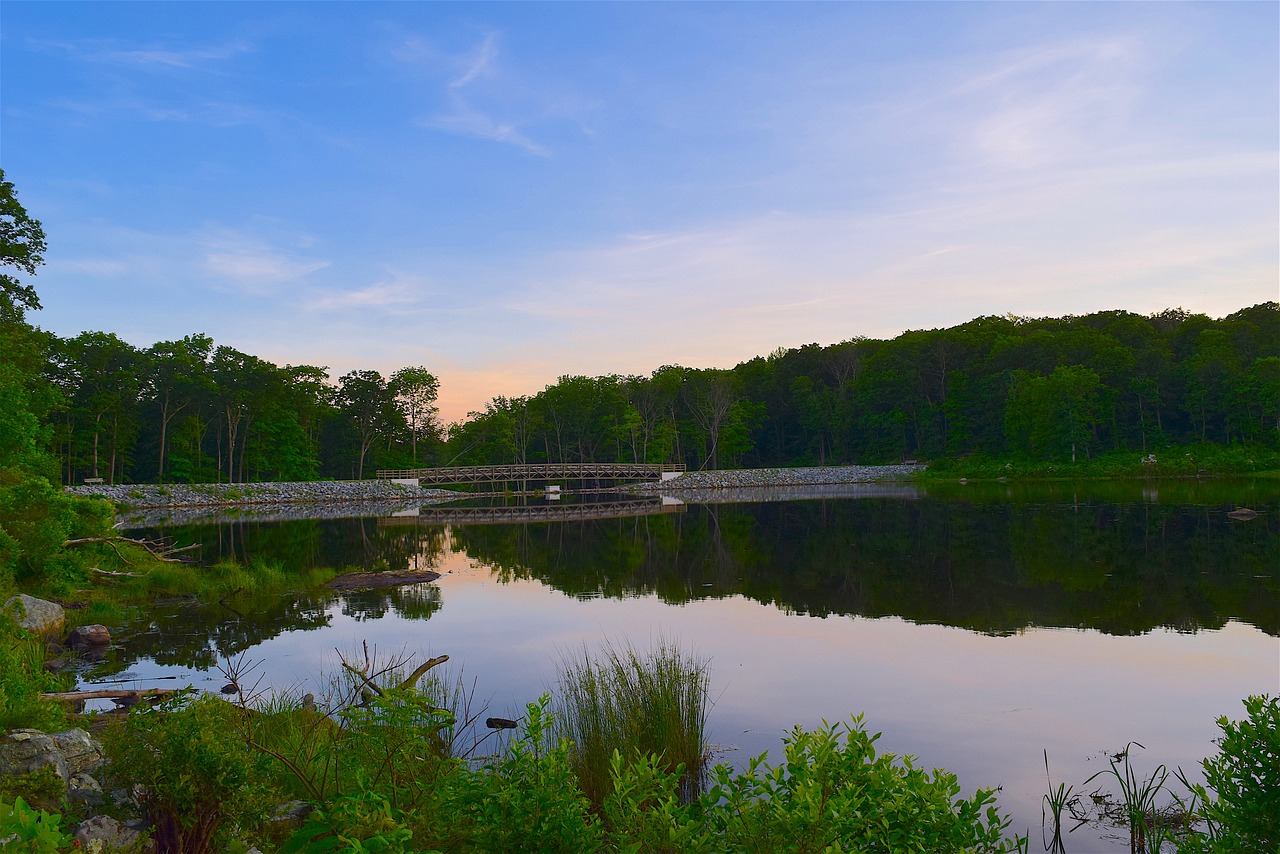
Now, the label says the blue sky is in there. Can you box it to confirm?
[3,2,1277,421]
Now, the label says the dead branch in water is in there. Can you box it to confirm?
[64,536,199,564]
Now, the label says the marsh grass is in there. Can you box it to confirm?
[1082,742,1190,854]
[550,638,710,807]
[1041,749,1074,854]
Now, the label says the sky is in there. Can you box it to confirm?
[2,2,1277,422]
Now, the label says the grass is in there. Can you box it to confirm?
[917,442,1280,482]
[550,637,711,807]
[1041,749,1074,854]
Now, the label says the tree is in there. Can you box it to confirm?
[145,335,213,483]
[0,168,46,318]
[389,366,440,466]
[1005,365,1102,461]
[338,370,401,478]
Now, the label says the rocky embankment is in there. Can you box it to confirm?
[627,464,924,492]
[67,479,459,509]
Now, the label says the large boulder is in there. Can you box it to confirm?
[74,815,151,852]
[0,729,69,781]
[2,594,64,636]
[50,728,104,775]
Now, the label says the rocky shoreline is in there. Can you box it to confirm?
[627,464,924,492]
[67,465,925,514]
[67,479,460,509]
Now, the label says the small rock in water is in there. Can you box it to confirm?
[67,624,112,649]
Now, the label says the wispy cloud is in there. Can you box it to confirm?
[199,227,330,292]
[450,33,498,89]
[33,37,253,70]
[397,31,553,156]
[307,270,427,311]
[420,93,551,156]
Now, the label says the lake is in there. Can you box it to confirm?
[94,478,1279,851]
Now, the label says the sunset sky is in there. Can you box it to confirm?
[4,2,1277,421]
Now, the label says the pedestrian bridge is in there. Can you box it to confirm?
[376,462,685,487]
[378,497,684,527]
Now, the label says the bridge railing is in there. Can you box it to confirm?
[376,462,685,485]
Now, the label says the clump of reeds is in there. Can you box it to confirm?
[550,637,710,806]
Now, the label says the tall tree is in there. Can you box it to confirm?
[145,335,213,483]
[0,169,46,319]
[389,366,440,466]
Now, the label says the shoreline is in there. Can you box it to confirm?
[68,465,925,511]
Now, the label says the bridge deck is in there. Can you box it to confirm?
[377,462,685,486]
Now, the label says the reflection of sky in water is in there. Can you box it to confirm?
[96,539,1279,851]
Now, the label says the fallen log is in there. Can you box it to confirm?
[40,688,178,703]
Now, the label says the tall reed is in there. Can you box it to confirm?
[550,638,710,807]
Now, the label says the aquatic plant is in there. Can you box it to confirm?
[550,637,710,806]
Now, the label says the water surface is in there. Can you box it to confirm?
[97,480,1279,851]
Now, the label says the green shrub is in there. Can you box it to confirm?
[1179,694,1279,853]
[0,796,73,853]
[461,697,601,852]
[0,616,68,732]
[696,715,1020,853]
[281,789,415,854]
[103,693,278,854]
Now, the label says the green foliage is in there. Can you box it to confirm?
[0,796,72,853]
[0,618,68,732]
[0,168,47,319]
[102,694,278,854]
[460,697,601,853]
[281,789,416,854]
[0,768,66,816]
[551,638,710,806]
[697,715,1020,853]
[1178,695,1280,853]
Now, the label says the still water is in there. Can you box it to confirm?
[100,480,1278,851]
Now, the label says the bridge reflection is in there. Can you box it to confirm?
[376,462,685,486]
[378,497,685,527]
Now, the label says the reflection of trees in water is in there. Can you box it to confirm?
[110,493,1278,675]
[139,517,451,573]
[451,497,1279,636]
[340,583,442,622]
[98,522,453,673]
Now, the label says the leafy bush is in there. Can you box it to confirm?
[0,616,68,732]
[0,796,73,853]
[281,789,415,854]
[457,698,601,852]
[696,715,1020,853]
[1179,694,1279,853]
[103,693,278,854]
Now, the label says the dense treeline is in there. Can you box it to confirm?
[33,301,1276,486]
[450,305,1280,470]
[4,162,1279,488]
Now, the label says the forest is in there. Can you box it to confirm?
[17,304,1278,485]
[3,168,1279,487]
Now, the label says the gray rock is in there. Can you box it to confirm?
[3,594,65,635]
[67,624,112,649]
[0,729,69,781]
[69,772,104,807]
[50,728,104,774]
[74,815,148,852]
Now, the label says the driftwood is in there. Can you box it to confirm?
[326,569,442,590]
[40,688,177,703]
[64,536,199,564]
[90,567,142,579]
